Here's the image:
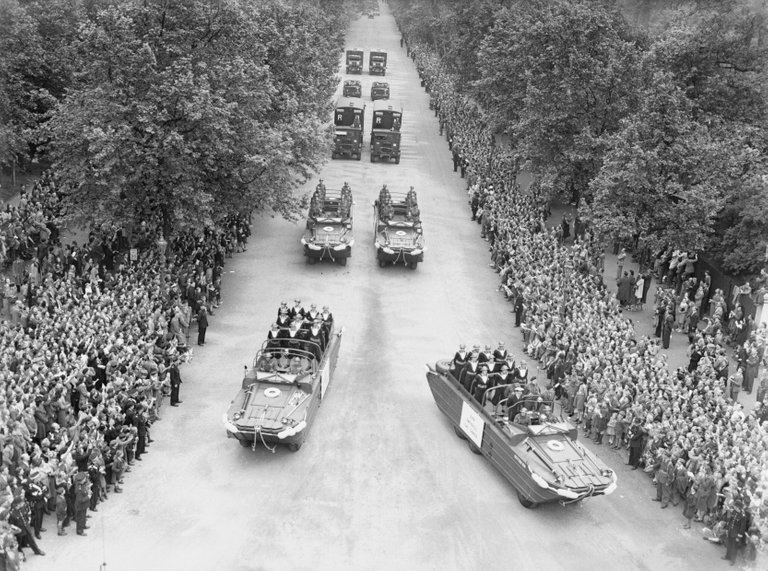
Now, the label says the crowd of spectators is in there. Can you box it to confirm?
[0,175,251,566]
[403,28,768,566]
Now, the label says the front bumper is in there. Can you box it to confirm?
[376,247,423,264]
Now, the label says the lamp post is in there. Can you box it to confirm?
[156,233,168,298]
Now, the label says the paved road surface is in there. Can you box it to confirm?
[28,6,737,571]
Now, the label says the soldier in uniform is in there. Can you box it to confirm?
[493,342,509,369]
[723,498,749,565]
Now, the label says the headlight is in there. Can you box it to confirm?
[382,247,394,254]
[410,248,422,255]
[531,472,549,489]
[222,413,238,433]
[300,237,307,245]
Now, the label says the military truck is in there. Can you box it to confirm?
[369,50,387,76]
[332,97,365,161]
[370,100,402,164]
[223,306,344,452]
[370,81,390,101]
[373,186,424,269]
[343,79,362,98]
[345,49,363,74]
[301,182,354,265]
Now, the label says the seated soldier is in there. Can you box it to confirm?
[288,357,304,375]
[513,406,530,425]
[276,350,291,371]
[506,386,525,418]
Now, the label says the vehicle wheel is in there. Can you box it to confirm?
[468,439,482,455]
[370,156,375,163]
[395,157,400,164]
[287,442,302,452]
[408,261,418,269]
[435,359,452,375]
[517,491,538,509]
[331,152,336,159]
[239,440,251,448]
[307,257,317,265]
[378,258,386,268]
[453,425,467,440]
[338,257,347,266]
[356,153,361,161]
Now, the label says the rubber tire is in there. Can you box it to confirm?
[355,153,361,161]
[338,257,347,266]
[331,152,336,159]
[378,258,386,267]
[307,257,317,265]
[468,439,482,455]
[408,261,418,269]
[287,442,302,452]
[239,440,251,448]
[395,157,400,164]
[435,359,451,375]
[517,491,538,509]
[453,425,467,440]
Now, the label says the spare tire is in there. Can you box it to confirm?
[435,359,451,375]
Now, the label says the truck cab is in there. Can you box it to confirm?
[370,100,402,164]
[369,50,387,76]
[346,49,363,74]
[332,97,365,161]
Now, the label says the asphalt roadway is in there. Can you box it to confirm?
[28,5,744,571]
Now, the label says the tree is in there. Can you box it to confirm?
[474,0,643,204]
[42,0,345,234]
[585,73,730,251]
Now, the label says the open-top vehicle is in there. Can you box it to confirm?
[301,184,354,265]
[346,49,363,74]
[371,100,402,164]
[373,186,424,269]
[425,359,617,508]
[343,79,362,98]
[369,50,387,75]
[332,97,365,161]
[223,314,343,452]
[370,81,390,101]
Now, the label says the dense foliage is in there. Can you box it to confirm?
[0,0,352,232]
[394,0,768,276]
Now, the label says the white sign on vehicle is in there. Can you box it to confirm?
[320,361,330,399]
[459,401,484,449]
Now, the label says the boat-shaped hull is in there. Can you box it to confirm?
[225,327,343,451]
[426,361,616,507]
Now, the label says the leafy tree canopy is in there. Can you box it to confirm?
[40,0,348,234]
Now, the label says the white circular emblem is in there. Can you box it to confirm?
[323,226,334,232]
[264,387,281,398]
[395,230,406,236]
[547,440,565,452]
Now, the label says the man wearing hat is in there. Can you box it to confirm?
[478,345,495,372]
[507,386,525,419]
[459,348,481,391]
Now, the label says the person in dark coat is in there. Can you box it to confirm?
[514,295,524,327]
[617,271,633,306]
[723,499,749,565]
[627,419,646,469]
[197,306,208,346]
[169,357,182,406]
[662,312,674,349]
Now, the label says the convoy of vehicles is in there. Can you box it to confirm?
[345,49,364,74]
[370,81,390,101]
[343,79,362,98]
[425,359,618,508]
[301,182,354,265]
[373,186,424,269]
[332,97,365,161]
[225,31,619,517]
[370,100,402,164]
[369,50,387,75]
[223,309,344,452]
